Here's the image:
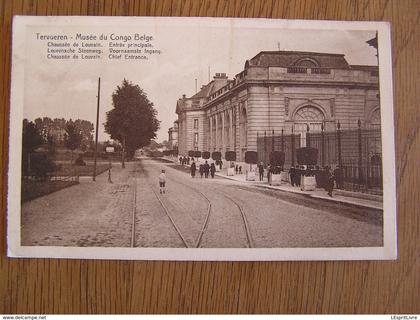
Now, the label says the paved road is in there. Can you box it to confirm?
[22,158,383,248]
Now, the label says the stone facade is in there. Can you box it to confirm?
[176,51,380,162]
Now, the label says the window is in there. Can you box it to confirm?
[194,119,199,129]
[194,133,199,144]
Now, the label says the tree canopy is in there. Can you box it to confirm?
[64,122,83,152]
[104,79,160,157]
[33,116,94,149]
[23,120,43,153]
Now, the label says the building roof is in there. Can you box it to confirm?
[350,65,378,71]
[247,50,350,69]
[176,50,378,114]
[177,76,229,113]
[190,78,228,99]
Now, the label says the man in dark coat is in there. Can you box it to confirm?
[203,161,210,178]
[258,162,264,181]
[289,165,296,186]
[190,161,196,178]
[210,163,216,178]
[199,164,204,178]
[326,166,335,197]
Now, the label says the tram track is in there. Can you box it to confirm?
[130,159,254,248]
[219,193,254,248]
[140,161,212,248]
[144,160,253,248]
[133,161,189,248]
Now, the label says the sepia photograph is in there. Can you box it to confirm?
[7,16,396,260]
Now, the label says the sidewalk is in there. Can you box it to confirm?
[215,169,383,210]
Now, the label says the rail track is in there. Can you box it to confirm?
[130,159,253,248]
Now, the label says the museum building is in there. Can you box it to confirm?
[175,50,380,163]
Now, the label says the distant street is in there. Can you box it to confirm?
[22,158,383,248]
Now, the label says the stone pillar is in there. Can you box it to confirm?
[230,109,233,152]
[209,116,213,151]
[235,104,240,160]
[215,114,218,151]
[221,111,225,154]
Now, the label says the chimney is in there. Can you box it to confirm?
[213,73,228,80]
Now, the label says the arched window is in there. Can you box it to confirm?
[293,57,320,68]
[294,106,324,121]
[293,105,325,147]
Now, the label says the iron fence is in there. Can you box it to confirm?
[257,121,383,194]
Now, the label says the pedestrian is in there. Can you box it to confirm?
[239,166,242,174]
[295,166,302,187]
[199,164,204,178]
[204,161,210,178]
[258,162,264,181]
[267,164,272,182]
[210,163,216,178]
[326,166,335,197]
[235,164,239,174]
[219,160,223,171]
[190,161,196,178]
[179,156,182,165]
[289,165,296,186]
[159,169,166,194]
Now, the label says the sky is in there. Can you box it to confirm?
[22,18,377,143]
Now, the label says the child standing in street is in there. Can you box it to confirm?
[159,169,166,194]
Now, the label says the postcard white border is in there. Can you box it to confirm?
[7,16,397,261]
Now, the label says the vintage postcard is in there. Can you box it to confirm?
[7,16,396,260]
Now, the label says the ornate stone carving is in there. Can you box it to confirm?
[330,98,335,117]
[285,97,289,116]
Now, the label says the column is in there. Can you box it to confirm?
[221,111,225,154]
[209,116,213,151]
[215,114,218,151]
[235,104,240,160]
[230,109,233,151]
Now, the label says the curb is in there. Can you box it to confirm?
[215,172,383,211]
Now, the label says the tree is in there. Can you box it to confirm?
[22,120,43,175]
[47,134,56,156]
[74,119,94,150]
[105,79,160,168]
[64,121,82,164]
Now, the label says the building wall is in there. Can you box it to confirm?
[177,110,206,155]
[176,58,379,162]
[201,84,379,162]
